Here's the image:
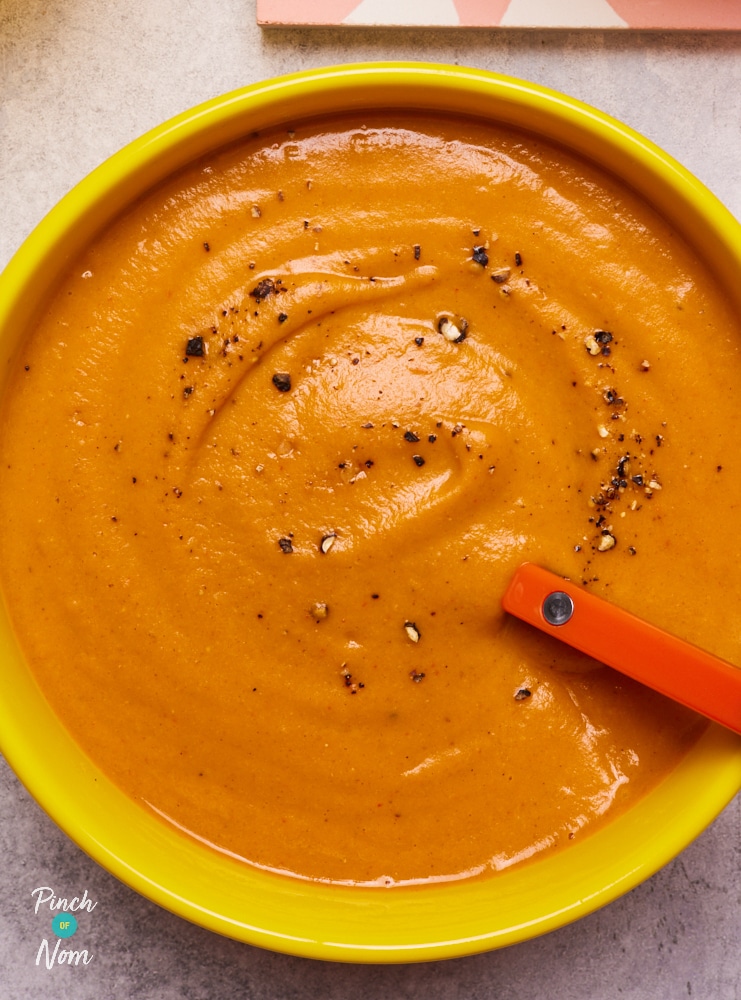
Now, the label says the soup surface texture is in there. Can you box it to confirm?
[1,113,737,886]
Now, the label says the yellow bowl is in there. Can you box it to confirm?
[1,62,740,963]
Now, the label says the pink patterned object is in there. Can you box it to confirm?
[257,0,741,28]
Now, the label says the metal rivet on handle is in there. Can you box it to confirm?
[542,591,574,627]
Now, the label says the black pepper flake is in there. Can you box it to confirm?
[203,242,210,252]
[514,251,523,267]
[594,330,613,345]
[250,277,280,301]
[278,537,294,554]
[628,546,637,556]
[413,244,421,260]
[183,386,194,397]
[342,668,365,694]
[24,365,30,372]
[472,245,489,267]
[185,336,205,357]
[412,454,425,467]
[404,430,420,443]
[410,671,426,683]
[631,474,644,486]
[414,336,424,346]
[278,312,288,324]
[428,434,437,443]
[272,372,292,392]
[514,688,531,701]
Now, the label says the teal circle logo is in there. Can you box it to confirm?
[52,913,78,938]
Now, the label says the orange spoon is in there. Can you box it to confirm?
[502,563,741,736]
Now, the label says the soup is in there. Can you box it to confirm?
[0,113,735,886]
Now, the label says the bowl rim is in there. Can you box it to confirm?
[1,60,740,964]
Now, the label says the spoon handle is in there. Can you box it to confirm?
[502,563,741,736]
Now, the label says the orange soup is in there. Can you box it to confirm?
[1,113,737,886]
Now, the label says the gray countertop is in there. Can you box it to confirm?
[1,3,740,997]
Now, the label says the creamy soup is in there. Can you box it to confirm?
[1,113,736,885]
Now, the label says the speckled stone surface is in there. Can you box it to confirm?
[1,4,740,997]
